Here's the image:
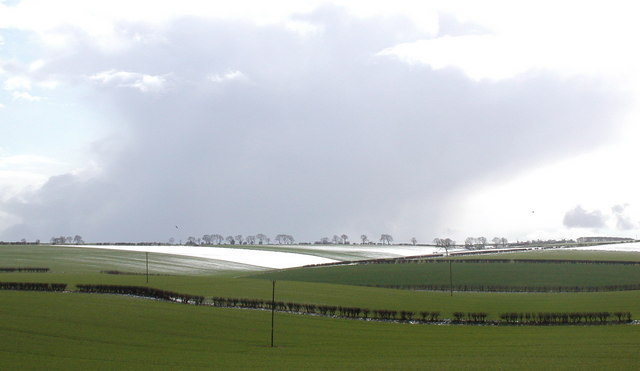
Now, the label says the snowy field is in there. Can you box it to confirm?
[65,241,640,273]
[66,245,338,269]
[568,241,640,253]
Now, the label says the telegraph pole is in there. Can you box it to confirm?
[271,280,276,348]
[145,252,149,284]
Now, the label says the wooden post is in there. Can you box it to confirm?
[146,252,149,284]
[271,280,275,347]
[449,260,453,297]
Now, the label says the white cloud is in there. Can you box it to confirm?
[12,91,42,101]
[4,76,32,91]
[89,69,166,92]
[207,70,247,83]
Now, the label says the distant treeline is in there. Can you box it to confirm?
[377,283,640,293]
[100,270,168,276]
[0,267,50,273]
[0,241,40,245]
[76,284,205,305]
[0,282,66,291]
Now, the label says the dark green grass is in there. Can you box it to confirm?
[1,291,639,370]
[250,260,640,289]
[452,249,640,262]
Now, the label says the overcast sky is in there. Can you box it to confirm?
[1,0,640,243]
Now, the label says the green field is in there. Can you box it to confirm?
[250,260,640,290]
[2,244,640,369]
[1,291,639,370]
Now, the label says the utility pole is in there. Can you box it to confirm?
[146,252,149,284]
[449,259,453,297]
[271,280,276,348]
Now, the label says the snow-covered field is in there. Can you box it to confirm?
[67,245,338,269]
[65,241,640,273]
[568,241,640,253]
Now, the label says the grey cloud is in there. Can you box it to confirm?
[563,205,607,229]
[612,204,636,230]
[0,8,630,242]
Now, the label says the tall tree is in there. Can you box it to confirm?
[360,234,368,244]
[464,237,475,249]
[341,234,349,244]
[202,234,212,244]
[211,234,224,244]
[380,234,393,245]
[256,234,267,244]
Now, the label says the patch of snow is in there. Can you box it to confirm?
[568,242,640,253]
[64,245,338,269]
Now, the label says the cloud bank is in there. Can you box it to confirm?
[0,8,629,242]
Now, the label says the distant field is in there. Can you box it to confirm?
[0,244,264,275]
[250,259,640,291]
[1,291,639,370]
[452,249,640,262]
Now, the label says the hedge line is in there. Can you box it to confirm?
[0,282,66,291]
[0,267,50,273]
[210,296,633,325]
[376,283,640,293]
[499,312,632,325]
[76,284,204,305]
[211,296,443,322]
[429,259,640,266]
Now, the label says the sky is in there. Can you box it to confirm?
[1,0,640,244]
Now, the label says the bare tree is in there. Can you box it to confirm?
[499,237,508,248]
[320,237,330,244]
[464,237,476,249]
[284,235,295,244]
[246,235,256,244]
[492,237,501,248]
[360,234,368,244]
[275,234,286,244]
[187,236,197,245]
[331,235,340,244]
[477,237,487,249]
[211,234,224,244]
[411,237,417,246]
[235,235,243,245]
[380,234,393,245]
[73,235,84,244]
[202,234,212,245]
[225,235,235,245]
[256,234,267,244]
[168,237,175,244]
[340,234,349,244]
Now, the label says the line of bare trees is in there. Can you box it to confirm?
[50,235,84,244]
[184,233,294,246]
[315,234,395,245]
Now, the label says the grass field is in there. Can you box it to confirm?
[2,244,640,369]
[1,291,639,370]
[250,260,640,290]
